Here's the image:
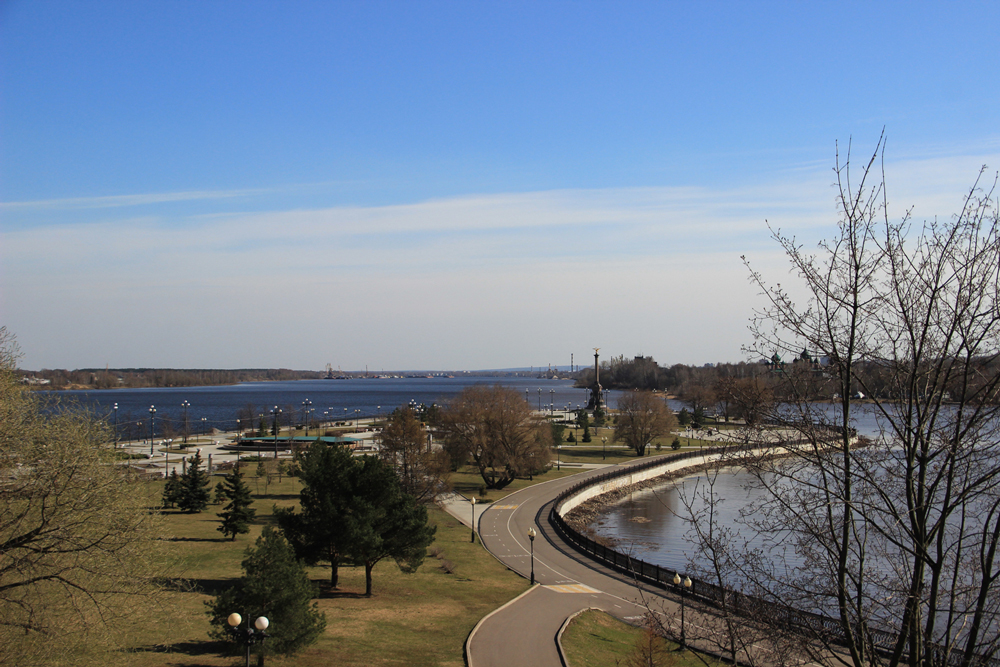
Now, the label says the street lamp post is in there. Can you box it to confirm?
[201,416,207,438]
[271,406,281,459]
[181,400,190,446]
[148,406,156,456]
[301,399,312,433]
[113,402,119,448]
[470,497,476,543]
[550,389,554,413]
[525,388,529,405]
[527,527,536,585]
[673,573,693,649]
[226,612,270,667]
[537,388,541,411]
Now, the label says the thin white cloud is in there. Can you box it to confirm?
[3,149,997,370]
[0,187,268,211]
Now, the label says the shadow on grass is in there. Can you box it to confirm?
[314,584,372,599]
[160,535,229,543]
[253,492,299,500]
[157,577,238,595]
[130,638,229,660]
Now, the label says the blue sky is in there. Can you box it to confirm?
[2,1,998,371]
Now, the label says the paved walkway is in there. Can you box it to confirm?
[438,462,691,667]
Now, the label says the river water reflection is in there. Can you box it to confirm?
[588,402,885,575]
[588,468,775,574]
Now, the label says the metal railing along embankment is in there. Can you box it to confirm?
[549,446,997,667]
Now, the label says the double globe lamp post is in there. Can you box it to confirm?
[226,613,269,667]
[673,573,693,648]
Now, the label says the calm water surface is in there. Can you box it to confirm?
[589,402,885,574]
[44,376,593,438]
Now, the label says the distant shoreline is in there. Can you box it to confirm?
[25,369,574,391]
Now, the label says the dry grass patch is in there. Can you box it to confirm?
[118,475,527,667]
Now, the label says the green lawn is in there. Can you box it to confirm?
[561,609,717,667]
[118,474,529,666]
[108,425,725,665]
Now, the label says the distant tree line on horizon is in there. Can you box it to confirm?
[21,366,563,390]
[21,367,325,389]
[573,351,1000,408]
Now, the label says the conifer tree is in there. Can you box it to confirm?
[275,442,356,588]
[213,480,227,505]
[349,456,436,597]
[207,527,326,660]
[277,442,436,594]
[217,466,256,540]
[162,469,183,508]
[177,450,211,512]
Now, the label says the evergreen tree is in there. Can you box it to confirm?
[213,480,227,505]
[275,442,356,588]
[348,456,436,597]
[162,469,182,508]
[217,466,256,540]
[207,526,326,660]
[177,450,211,513]
[276,442,437,595]
[691,406,706,428]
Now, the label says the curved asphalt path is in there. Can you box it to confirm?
[467,463,685,667]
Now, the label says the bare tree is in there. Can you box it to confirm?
[647,459,807,667]
[733,137,1000,667]
[378,405,450,502]
[623,614,676,667]
[614,390,678,456]
[717,375,775,445]
[439,385,551,490]
[0,329,163,665]
[236,402,258,435]
[680,382,717,418]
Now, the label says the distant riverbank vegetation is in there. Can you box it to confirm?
[573,352,1000,406]
[21,367,325,389]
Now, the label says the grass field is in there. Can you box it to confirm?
[119,473,529,666]
[560,609,714,667]
[101,428,725,665]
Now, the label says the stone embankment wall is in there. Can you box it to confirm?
[557,451,722,516]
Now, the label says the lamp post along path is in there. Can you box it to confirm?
[470,497,477,543]
[227,612,269,667]
[673,573,692,649]
[148,405,156,456]
[527,527,537,585]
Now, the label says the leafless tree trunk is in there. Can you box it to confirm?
[378,405,450,502]
[614,390,679,456]
[439,385,551,489]
[733,136,1000,667]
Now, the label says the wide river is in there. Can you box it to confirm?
[588,403,886,574]
[54,378,884,577]
[43,376,593,439]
